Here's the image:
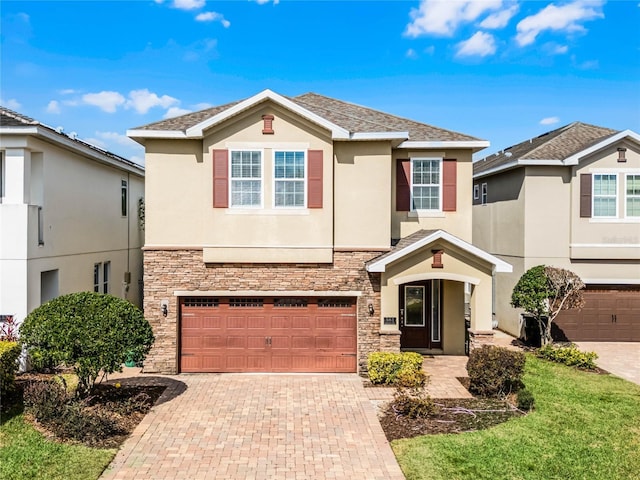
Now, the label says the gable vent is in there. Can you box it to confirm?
[262,114,274,134]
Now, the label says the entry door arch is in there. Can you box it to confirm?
[399,280,442,350]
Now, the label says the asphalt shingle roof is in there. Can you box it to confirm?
[132,92,481,142]
[473,121,618,175]
[366,229,439,267]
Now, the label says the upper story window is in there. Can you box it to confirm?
[231,150,262,207]
[93,262,110,294]
[121,179,128,217]
[473,184,479,200]
[626,174,640,218]
[593,174,617,218]
[274,151,305,208]
[0,152,4,200]
[411,158,441,211]
[481,183,488,205]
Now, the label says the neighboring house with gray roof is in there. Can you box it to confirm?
[128,89,510,375]
[473,122,640,342]
[0,107,145,345]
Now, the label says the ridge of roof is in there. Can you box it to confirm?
[1,106,39,126]
[131,99,245,131]
[474,121,618,176]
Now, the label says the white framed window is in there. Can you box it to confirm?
[473,184,479,200]
[230,150,262,207]
[626,174,640,218]
[93,262,110,294]
[0,152,4,200]
[593,174,617,218]
[121,179,128,217]
[273,151,305,208]
[481,183,488,205]
[411,158,441,211]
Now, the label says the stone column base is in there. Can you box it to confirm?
[379,330,401,353]
[468,329,495,351]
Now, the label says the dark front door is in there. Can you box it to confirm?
[399,281,442,350]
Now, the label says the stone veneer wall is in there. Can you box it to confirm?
[143,249,395,374]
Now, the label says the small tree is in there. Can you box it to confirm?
[511,265,585,345]
[20,292,154,396]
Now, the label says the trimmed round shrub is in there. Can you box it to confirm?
[466,345,526,398]
[367,352,424,385]
[20,292,154,396]
[516,388,535,411]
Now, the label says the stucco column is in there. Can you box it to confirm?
[4,148,31,205]
[469,278,495,348]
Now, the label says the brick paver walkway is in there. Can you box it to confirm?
[575,342,640,385]
[100,374,405,480]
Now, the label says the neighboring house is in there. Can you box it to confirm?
[473,122,640,342]
[0,107,145,337]
[128,89,511,375]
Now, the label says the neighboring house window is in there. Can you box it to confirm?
[230,150,262,207]
[626,174,640,217]
[121,180,128,217]
[274,151,305,207]
[411,158,441,210]
[473,184,479,200]
[94,262,110,293]
[0,152,4,199]
[37,206,44,245]
[481,183,488,205]
[593,174,617,217]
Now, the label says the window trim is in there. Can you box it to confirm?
[229,149,264,209]
[94,261,110,294]
[121,179,128,217]
[410,157,442,212]
[272,150,307,209]
[625,173,640,219]
[473,184,479,200]
[0,152,4,201]
[481,183,488,205]
[592,173,618,218]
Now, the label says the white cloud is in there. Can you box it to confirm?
[479,4,519,29]
[93,131,139,148]
[553,44,568,54]
[516,0,605,46]
[58,88,77,95]
[163,107,192,119]
[195,11,230,27]
[424,45,436,55]
[172,0,205,10]
[46,100,61,114]
[540,116,560,125]
[456,31,496,57]
[406,48,419,59]
[1,98,22,110]
[255,0,280,4]
[126,89,179,114]
[82,91,126,113]
[405,0,503,37]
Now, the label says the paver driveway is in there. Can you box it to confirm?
[101,374,404,480]
[575,342,640,385]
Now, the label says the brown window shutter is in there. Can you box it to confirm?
[308,150,323,208]
[213,149,229,208]
[396,159,411,211]
[580,173,592,218]
[443,158,457,212]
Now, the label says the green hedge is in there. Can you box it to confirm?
[0,341,21,397]
[367,352,424,385]
[537,344,598,370]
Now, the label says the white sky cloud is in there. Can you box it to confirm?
[456,31,497,57]
[195,11,230,27]
[553,44,568,54]
[405,48,419,59]
[126,89,179,114]
[93,131,139,147]
[172,0,205,10]
[82,91,126,113]
[163,107,192,119]
[255,0,280,4]
[405,0,504,37]
[193,102,213,110]
[46,100,61,114]
[479,4,519,29]
[516,0,605,46]
[1,98,22,110]
[540,116,560,125]
[58,88,77,95]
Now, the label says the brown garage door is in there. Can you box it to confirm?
[180,297,357,373]
[554,287,640,342]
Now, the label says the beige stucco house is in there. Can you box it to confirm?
[128,89,511,374]
[0,107,145,340]
[473,122,640,342]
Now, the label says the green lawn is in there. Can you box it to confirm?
[0,406,115,480]
[393,355,640,480]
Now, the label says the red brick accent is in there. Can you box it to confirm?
[262,114,274,134]
[432,249,444,269]
[143,250,395,374]
[468,330,496,351]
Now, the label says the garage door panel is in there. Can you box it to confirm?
[180,298,357,373]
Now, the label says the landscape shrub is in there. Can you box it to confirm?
[0,341,22,397]
[467,346,526,398]
[537,344,598,370]
[54,402,124,446]
[20,292,154,396]
[392,387,436,418]
[516,388,535,411]
[23,380,69,422]
[368,352,423,385]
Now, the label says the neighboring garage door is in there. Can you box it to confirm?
[554,287,640,342]
[180,297,357,373]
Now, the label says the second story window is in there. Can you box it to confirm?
[593,174,617,218]
[274,151,305,207]
[626,174,640,218]
[411,158,441,211]
[121,180,128,217]
[231,151,262,207]
[94,262,110,294]
[481,183,488,205]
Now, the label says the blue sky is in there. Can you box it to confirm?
[2,0,639,164]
